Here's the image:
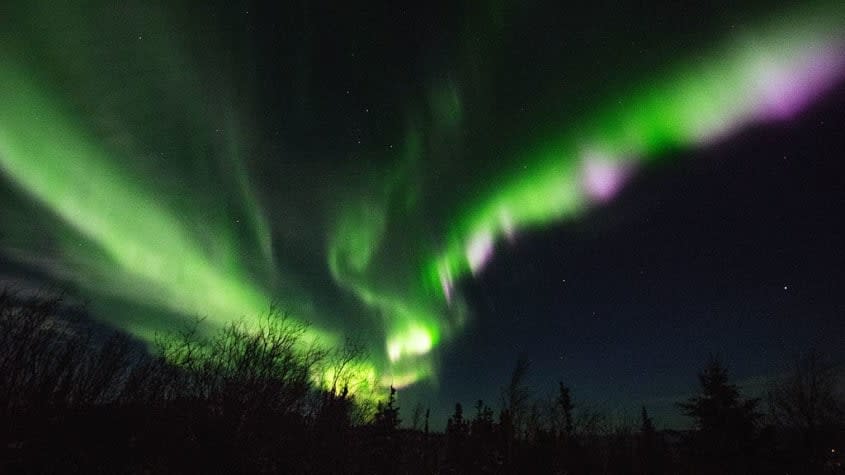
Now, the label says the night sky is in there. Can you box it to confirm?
[1,1,843,428]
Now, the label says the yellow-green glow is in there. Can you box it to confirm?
[386,322,436,363]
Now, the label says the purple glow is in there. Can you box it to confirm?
[580,153,634,203]
[756,45,845,121]
[466,230,494,274]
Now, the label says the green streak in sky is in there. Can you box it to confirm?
[425,4,845,302]
[312,1,845,390]
[0,63,290,338]
[327,125,455,385]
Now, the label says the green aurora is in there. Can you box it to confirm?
[0,1,843,399]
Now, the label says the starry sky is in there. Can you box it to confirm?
[0,1,843,428]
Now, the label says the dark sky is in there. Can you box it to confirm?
[0,0,843,429]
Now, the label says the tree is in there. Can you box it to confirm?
[640,406,655,435]
[471,399,494,437]
[311,385,353,473]
[639,405,663,473]
[410,402,424,430]
[768,349,844,468]
[679,356,761,466]
[373,385,400,431]
[469,399,495,470]
[446,402,468,438]
[501,355,532,437]
[557,382,575,439]
[364,386,402,474]
[322,336,367,396]
[445,403,469,471]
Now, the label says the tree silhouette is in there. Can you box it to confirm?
[3,290,840,473]
[365,385,401,474]
[310,385,354,473]
[768,349,844,470]
[680,356,761,472]
[445,402,469,471]
[501,355,532,437]
[373,385,400,430]
[557,382,575,439]
[410,401,424,430]
[640,406,655,435]
[639,406,663,473]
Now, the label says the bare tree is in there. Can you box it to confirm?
[769,349,843,429]
[501,354,532,437]
[319,336,368,397]
[769,349,844,467]
[410,402,424,430]
[556,382,575,438]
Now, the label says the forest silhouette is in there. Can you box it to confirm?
[1,289,842,473]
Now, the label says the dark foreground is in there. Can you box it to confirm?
[1,292,843,474]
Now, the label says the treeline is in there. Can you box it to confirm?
[435,354,844,474]
[0,291,843,473]
[0,290,374,473]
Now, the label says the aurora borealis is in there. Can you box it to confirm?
[1,0,844,411]
[427,7,845,302]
